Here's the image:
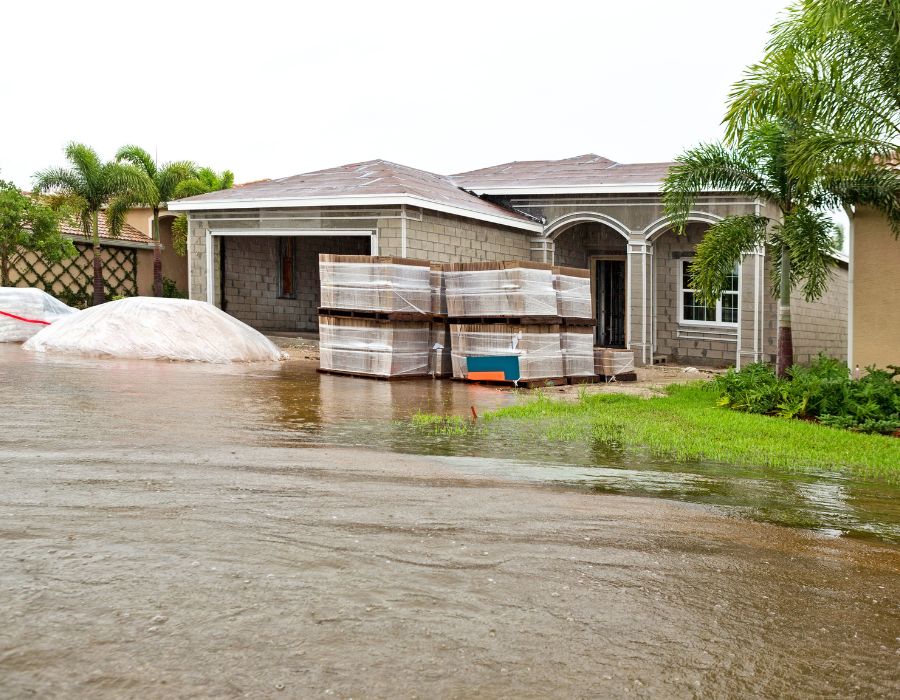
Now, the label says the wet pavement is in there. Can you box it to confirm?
[1,345,899,698]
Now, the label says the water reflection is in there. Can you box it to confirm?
[1,344,897,543]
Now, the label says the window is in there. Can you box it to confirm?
[680,259,738,325]
[279,238,296,298]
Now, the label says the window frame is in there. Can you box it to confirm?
[277,237,297,299]
[678,258,739,327]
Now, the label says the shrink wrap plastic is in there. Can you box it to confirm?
[320,261,432,314]
[0,287,76,342]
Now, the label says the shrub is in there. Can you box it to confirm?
[715,357,900,434]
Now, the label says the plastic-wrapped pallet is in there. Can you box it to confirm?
[596,348,636,378]
[319,255,432,315]
[0,287,77,342]
[553,266,592,320]
[430,322,452,377]
[560,328,595,377]
[24,297,285,363]
[430,263,447,316]
[319,315,432,377]
[450,324,564,381]
[443,262,557,318]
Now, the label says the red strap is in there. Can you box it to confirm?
[0,309,51,325]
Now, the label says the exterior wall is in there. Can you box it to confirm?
[402,210,532,262]
[221,235,369,332]
[852,207,900,369]
[553,222,626,268]
[789,263,849,365]
[652,224,739,367]
[125,208,189,296]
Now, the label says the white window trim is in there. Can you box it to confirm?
[678,258,740,327]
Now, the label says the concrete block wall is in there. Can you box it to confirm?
[222,235,370,332]
[789,263,848,365]
[403,211,531,262]
[653,224,738,366]
[553,223,627,267]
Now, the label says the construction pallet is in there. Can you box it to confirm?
[560,317,597,327]
[316,368,430,381]
[446,315,563,326]
[596,372,638,383]
[567,375,600,385]
[318,308,432,322]
[452,376,568,389]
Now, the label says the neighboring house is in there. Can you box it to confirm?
[12,210,156,305]
[848,206,899,370]
[122,206,189,295]
[169,154,848,367]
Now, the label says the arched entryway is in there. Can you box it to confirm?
[549,215,629,347]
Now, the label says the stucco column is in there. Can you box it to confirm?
[627,236,649,366]
[737,246,766,367]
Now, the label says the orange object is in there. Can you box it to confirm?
[467,371,506,381]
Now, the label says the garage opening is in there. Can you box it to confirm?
[214,232,375,333]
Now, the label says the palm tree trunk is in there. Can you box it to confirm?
[152,208,162,297]
[92,210,104,306]
[1,252,10,287]
[776,246,793,377]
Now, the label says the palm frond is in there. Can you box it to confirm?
[156,161,197,201]
[774,209,838,302]
[115,145,157,178]
[663,141,775,233]
[690,215,770,305]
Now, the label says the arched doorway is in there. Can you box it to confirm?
[549,216,629,347]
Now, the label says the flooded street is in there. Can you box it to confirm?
[1,345,899,698]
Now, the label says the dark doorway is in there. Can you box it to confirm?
[596,258,626,347]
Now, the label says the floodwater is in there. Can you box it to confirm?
[1,345,899,698]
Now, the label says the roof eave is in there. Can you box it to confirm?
[167,194,544,232]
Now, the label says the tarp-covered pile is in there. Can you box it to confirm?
[24,297,285,363]
[0,287,77,342]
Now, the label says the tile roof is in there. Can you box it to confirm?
[168,160,541,230]
[59,211,151,245]
[451,153,676,192]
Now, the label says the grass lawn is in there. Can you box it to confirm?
[474,383,900,483]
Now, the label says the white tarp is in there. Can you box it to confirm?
[24,297,286,363]
[0,287,77,342]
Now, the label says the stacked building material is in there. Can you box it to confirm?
[443,261,558,320]
[595,348,637,381]
[560,326,595,379]
[552,266,592,320]
[450,324,564,383]
[319,255,432,316]
[318,255,435,378]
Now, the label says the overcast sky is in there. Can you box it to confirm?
[1,0,792,188]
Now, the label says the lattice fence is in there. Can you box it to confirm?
[12,243,138,308]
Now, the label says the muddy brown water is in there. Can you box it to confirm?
[1,345,898,698]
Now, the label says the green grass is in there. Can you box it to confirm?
[479,382,900,483]
[410,412,484,436]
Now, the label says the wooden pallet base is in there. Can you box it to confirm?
[560,318,597,328]
[317,368,431,381]
[318,308,432,322]
[452,376,568,389]
[567,375,600,385]
[446,316,563,326]
[597,372,638,382]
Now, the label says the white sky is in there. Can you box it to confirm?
[1,0,792,188]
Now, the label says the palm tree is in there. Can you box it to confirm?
[34,143,153,306]
[725,0,900,181]
[113,145,196,297]
[170,167,235,255]
[663,120,900,376]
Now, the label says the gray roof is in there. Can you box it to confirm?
[168,159,541,230]
[451,153,675,192]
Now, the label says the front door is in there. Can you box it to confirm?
[596,259,626,347]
